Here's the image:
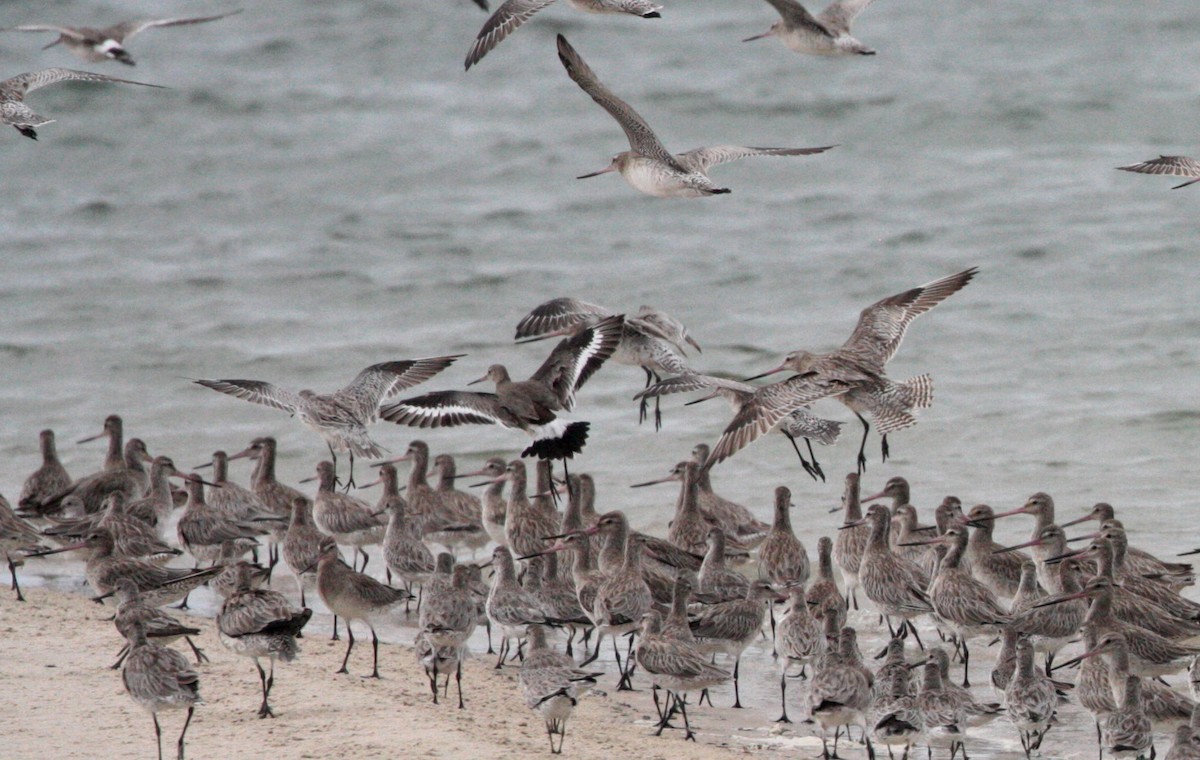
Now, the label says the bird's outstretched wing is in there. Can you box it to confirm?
[705,376,848,467]
[379,391,508,429]
[2,67,162,95]
[556,34,680,168]
[339,355,464,420]
[817,0,878,34]
[674,144,835,174]
[464,0,557,70]
[514,297,611,340]
[110,11,244,42]
[194,379,303,414]
[841,267,978,368]
[531,314,624,411]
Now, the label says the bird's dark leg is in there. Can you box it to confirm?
[429,658,440,704]
[961,639,970,688]
[332,614,340,641]
[152,714,163,760]
[854,413,871,474]
[651,370,663,431]
[184,637,208,664]
[776,672,791,722]
[256,660,274,718]
[177,706,194,760]
[783,432,819,481]
[111,643,130,670]
[337,623,355,674]
[366,625,381,679]
[495,637,508,669]
[456,660,464,709]
[345,452,357,492]
[906,620,925,651]
[679,694,696,742]
[731,657,743,708]
[9,558,25,602]
[806,438,826,482]
[638,367,653,426]
[880,435,890,464]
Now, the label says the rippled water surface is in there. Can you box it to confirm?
[2,1,1199,757]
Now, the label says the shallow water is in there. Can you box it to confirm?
[3,0,1199,757]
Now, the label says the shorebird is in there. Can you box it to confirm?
[379,492,436,608]
[636,374,843,478]
[1103,675,1154,760]
[587,520,655,685]
[464,457,509,546]
[1167,717,1200,760]
[315,539,412,678]
[917,654,970,760]
[636,611,731,741]
[1064,503,1195,589]
[195,356,461,487]
[519,625,604,754]
[1004,636,1057,758]
[431,454,487,554]
[690,444,770,541]
[217,562,312,718]
[808,627,874,760]
[743,0,881,56]
[486,546,557,668]
[44,491,180,563]
[0,67,162,140]
[465,0,662,70]
[903,526,1010,686]
[379,316,623,463]
[832,472,869,610]
[176,475,262,570]
[963,504,1026,599]
[1118,155,1200,189]
[758,486,811,585]
[18,429,71,513]
[698,527,750,602]
[227,437,304,576]
[419,564,479,707]
[29,527,222,605]
[688,580,778,708]
[843,503,932,645]
[556,34,834,198]
[807,536,846,614]
[281,497,324,607]
[775,582,826,722]
[0,495,48,601]
[121,619,202,760]
[872,669,923,760]
[110,578,205,669]
[37,436,151,516]
[514,299,701,428]
[746,267,978,471]
[2,12,242,66]
[305,461,386,572]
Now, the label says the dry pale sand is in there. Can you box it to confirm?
[1,586,801,760]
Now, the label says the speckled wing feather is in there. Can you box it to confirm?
[556,34,682,169]
[705,376,849,466]
[531,314,624,411]
[2,67,162,95]
[675,144,836,174]
[629,306,701,355]
[2,24,88,39]
[379,390,508,428]
[110,11,244,41]
[841,267,978,369]
[762,0,833,36]
[465,0,558,70]
[194,378,303,414]
[218,588,309,638]
[514,297,611,340]
[635,372,755,402]
[1118,155,1200,188]
[817,0,878,33]
[339,355,463,420]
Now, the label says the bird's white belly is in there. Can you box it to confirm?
[621,160,709,198]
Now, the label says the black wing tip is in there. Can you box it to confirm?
[643,11,661,17]
[522,422,590,460]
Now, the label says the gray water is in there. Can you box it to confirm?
[2,0,1199,757]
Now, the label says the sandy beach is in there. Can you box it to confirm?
[1,585,803,760]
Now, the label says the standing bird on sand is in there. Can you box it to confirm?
[216,562,311,718]
[0,67,162,140]
[315,539,412,678]
[195,356,461,487]
[2,11,241,66]
[519,625,604,754]
[1,495,47,601]
[513,299,702,429]
[19,429,71,513]
[380,316,624,464]
[1117,155,1200,189]
[464,0,661,70]
[556,35,835,199]
[121,619,202,760]
[743,0,881,56]
[745,268,978,472]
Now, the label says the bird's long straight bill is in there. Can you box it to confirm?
[992,538,1041,554]
[1030,590,1091,609]
[630,476,674,488]
[741,366,785,383]
[576,166,616,180]
[1043,549,1086,565]
[25,539,89,557]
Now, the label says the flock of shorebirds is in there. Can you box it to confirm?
[8,407,1200,760]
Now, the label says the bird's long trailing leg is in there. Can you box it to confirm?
[177,706,194,760]
[854,412,871,474]
[806,438,826,482]
[783,432,819,481]
[337,623,355,674]
[880,435,890,464]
